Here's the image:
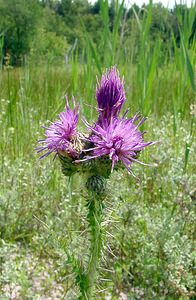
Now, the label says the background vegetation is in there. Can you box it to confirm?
[0,0,195,299]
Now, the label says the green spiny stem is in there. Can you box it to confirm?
[77,175,106,299]
[85,197,103,299]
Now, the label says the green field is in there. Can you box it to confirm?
[0,1,196,299]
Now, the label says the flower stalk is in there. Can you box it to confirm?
[85,191,103,299]
[77,175,106,299]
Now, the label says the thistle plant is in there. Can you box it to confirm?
[37,67,155,299]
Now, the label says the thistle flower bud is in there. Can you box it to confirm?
[96,66,126,123]
[86,175,106,195]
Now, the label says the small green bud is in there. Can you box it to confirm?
[86,175,106,195]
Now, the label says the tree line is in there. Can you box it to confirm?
[0,0,195,65]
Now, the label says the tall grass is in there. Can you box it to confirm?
[76,1,196,138]
[0,33,4,67]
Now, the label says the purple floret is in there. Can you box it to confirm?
[37,97,80,159]
[82,114,155,177]
[96,67,126,123]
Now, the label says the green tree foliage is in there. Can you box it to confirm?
[0,0,195,65]
[30,6,69,62]
[54,0,90,49]
[0,0,41,65]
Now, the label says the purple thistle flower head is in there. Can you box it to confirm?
[37,97,82,159]
[36,67,156,179]
[96,66,126,123]
[83,115,155,177]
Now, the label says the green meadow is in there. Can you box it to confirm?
[0,1,195,299]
